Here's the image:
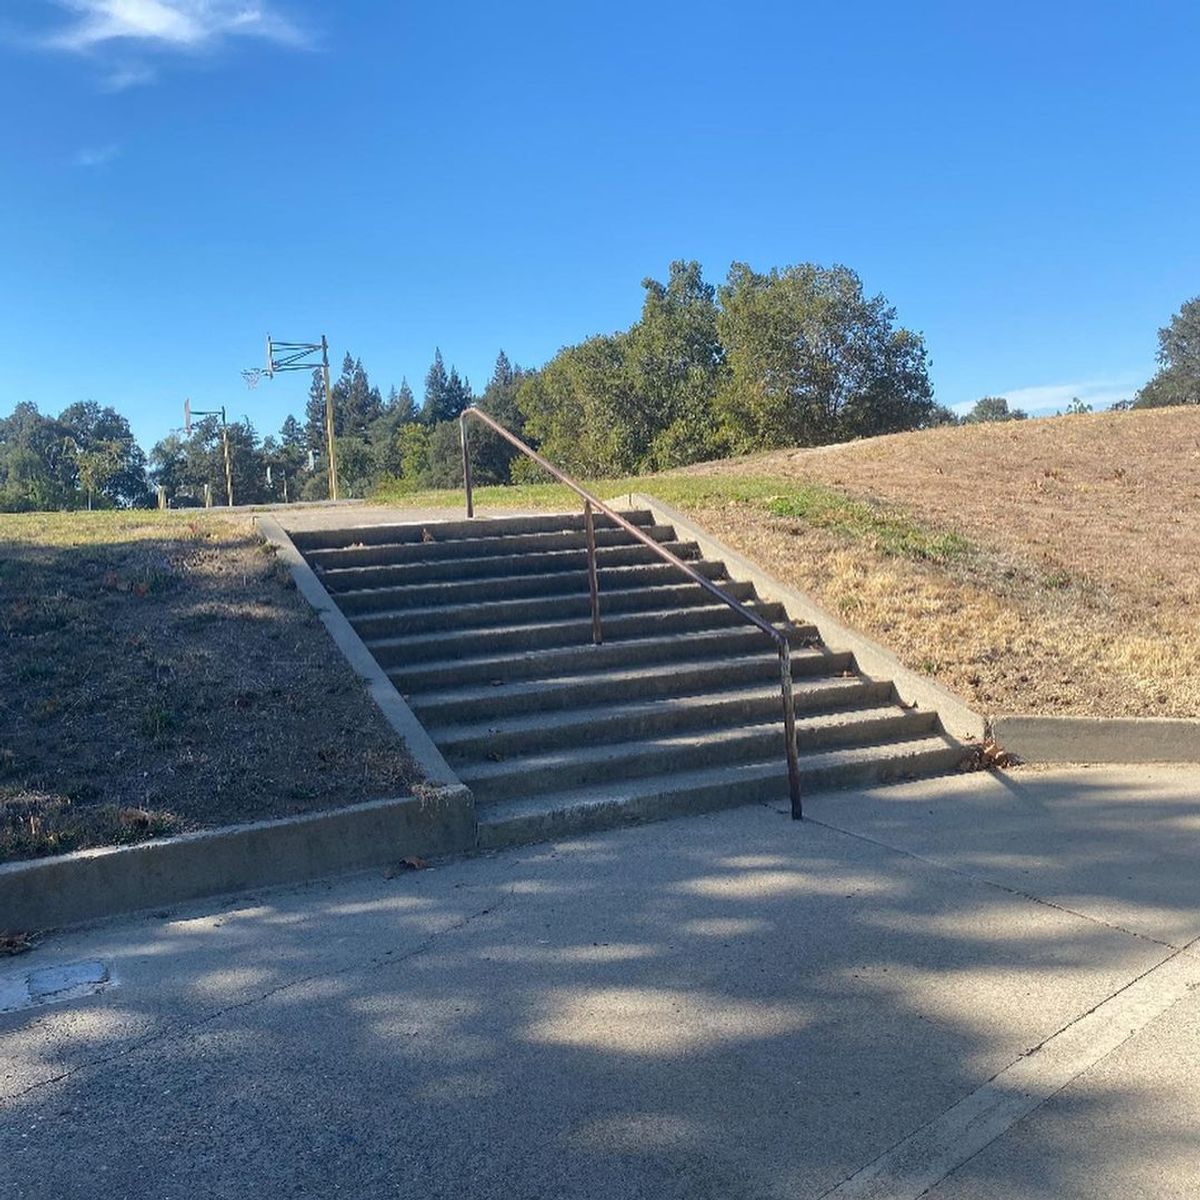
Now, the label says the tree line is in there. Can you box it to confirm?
[2,265,1197,511]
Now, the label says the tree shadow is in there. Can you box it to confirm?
[2,771,1197,1198]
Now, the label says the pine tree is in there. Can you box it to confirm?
[304,370,327,451]
[280,415,305,449]
[421,349,450,423]
[344,358,383,437]
[445,367,473,420]
[389,378,416,423]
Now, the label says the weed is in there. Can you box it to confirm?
[765,488,972,563]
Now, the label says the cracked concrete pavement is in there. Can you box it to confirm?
[2,764,1199,1199]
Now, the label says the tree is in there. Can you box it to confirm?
[715,262,937,451]
[518,334,644,476]
[444,367,473,420]
[1063,397,1092,416]
[76,441,125,509]
[464,350,531,484]
[280,415,306,450]
[304,369,327,451]
[963,396,1028,423]
[59,401,149,506]
[338,356,383,437]
[1134,296,1200,408]
[387,378,416,423]
[626,260,725,468]
[421,349,451,424]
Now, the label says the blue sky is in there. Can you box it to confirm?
[2,1,1197,449]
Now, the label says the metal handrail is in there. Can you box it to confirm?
[458,406,803,819]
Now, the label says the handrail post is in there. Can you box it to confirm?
[460,414,474,518]
[779,642,803,819]
[583,499,603,644]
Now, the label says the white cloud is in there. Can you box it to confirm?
[44,1,309,54]
[74,143,121,166]
[952,375,1143,416]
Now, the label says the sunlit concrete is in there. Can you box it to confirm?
[1,765,1198,1199]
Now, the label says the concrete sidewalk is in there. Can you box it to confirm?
[2,765,1198,1199]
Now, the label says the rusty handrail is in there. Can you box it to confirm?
[458,407,803,819]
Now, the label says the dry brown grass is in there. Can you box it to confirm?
[679,408,1200,718]
[0,511,422,863]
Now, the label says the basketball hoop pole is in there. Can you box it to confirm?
[187,402,234,507]
[320,336,339,501]
[258,334,339,501]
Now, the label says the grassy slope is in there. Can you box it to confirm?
[0,511,421,862]
[377,407,1200,719]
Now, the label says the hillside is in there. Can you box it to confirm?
[0,512,421,861]
[382,406,1198,720]
[679,407,1200,719]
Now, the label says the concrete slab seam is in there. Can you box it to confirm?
[820,942,1200,1200]
[3,886,516,1105]
[781,803,1180,953]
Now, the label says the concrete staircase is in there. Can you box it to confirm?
[291,511,965,847]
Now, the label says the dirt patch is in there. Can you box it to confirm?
[677,408,1200,718]
[0,512,422,863]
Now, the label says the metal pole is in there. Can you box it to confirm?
[583,499,602,644]
[460,414,474,518]
[779,642,802,819]
[221,408,234,508]
[321,335,339,501]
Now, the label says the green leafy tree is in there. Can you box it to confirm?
[715,262,936,450]
[1135,296,1200,408]
[963,396,1028,423]
[518,334,643,476]
[625,260,726,468]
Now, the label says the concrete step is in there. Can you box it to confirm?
[334,559,730,614]
[432,678,897,761]
[405,648,858,724]
[365,600,791,665]
[306,524,678,571]
[476,736,968,850]
[389,624,826,692]
[349,579,759,640]
[315,540,705,593]
[461,707,940,803]
[290,510,656,552]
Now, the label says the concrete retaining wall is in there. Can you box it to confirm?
[255,514,463,787]
[0,788,476,932]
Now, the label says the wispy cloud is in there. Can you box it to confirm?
[42,1,310,55]
[952,375,1144,415]
[74,143,121,167]
[100,61,158,90]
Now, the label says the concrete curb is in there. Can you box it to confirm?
[0,790,476,932]
[627,493,986,743]
[991,716,1200,764]
[255,514,465,789]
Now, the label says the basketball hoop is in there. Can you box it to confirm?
[242,368,265,389]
